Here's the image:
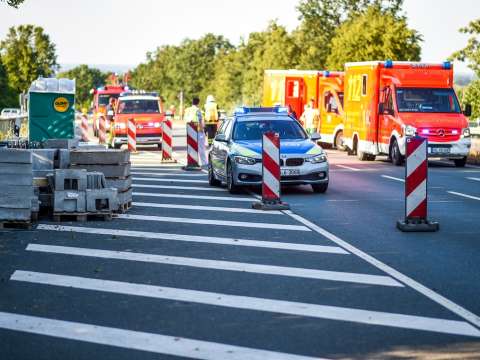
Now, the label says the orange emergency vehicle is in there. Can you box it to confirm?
[91,85,128,136]
[263,69,346,148]
[109,91,165,149]
[343,61,472,166]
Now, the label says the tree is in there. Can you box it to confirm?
[451,18,480,118]
[326,5,422,70]
[0,55,17,109]
[57,65,107,110]
[294,0,404,69]
[0,25,58,94]
[1,0,25,7]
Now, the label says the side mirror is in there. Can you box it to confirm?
[378,103,384,114]
[215,133,227,142]
[464,104,472,117]
[310,132,321,141]
[326,104,332,113]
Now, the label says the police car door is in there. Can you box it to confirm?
[219,119,233,178]
[211,119,229,177]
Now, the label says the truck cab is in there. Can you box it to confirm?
[91,85,128,136]
[110,91,164,149]
[343,61,471,166]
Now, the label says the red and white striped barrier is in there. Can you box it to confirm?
[397,135,438,231]
[162,119,175,162]
[183,122,200,170]
[98,115,106,144]
[81,114,89,142]
[252,131,289,210]
[128,118,137,153]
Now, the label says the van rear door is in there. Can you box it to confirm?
[285,77,306,118]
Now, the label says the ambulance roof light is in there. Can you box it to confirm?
[323,70,330,77]
[443,61,452,69]
[384,60,393,68]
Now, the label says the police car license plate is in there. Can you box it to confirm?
[429,147,450,154]
[281,168,300,176]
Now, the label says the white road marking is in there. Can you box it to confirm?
[26,244,397,286]
[133,177,206,184]
[467,177,480,182]
[283,210,480,330]
[131,172,206,177]
[133,202,283,215]
[131,167,184,172]
[117,213,311,231]
[12,271,480,337]
[335,164,361,171]
[133,192,254,202]
[36,224,348,254]
[133,184,224,192]
[447,191,480,201]
[381,175,405,182]
[0,311,320,360]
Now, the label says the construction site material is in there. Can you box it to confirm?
[53,190,86,213]
[86,188,118,212]
[87,172,107,190]
[31,149,56,177]
[53,169,87,191]
[70,149,129,165]
[44,138,79,149]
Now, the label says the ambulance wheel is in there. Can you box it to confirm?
[357,150,369,161]
[390,139,404,166]
[226,161,240,194]
[454,157,467,167]
[208,161,221,187]
[334,131,345,151]
[312,183,328,193]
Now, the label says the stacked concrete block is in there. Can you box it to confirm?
[70,149,132,213]
[86,188,118,214]
[52,169,87,213]
[43,138,79,149]
[31,149,56,178]
[87,172,106,190]
[0,149,37,224]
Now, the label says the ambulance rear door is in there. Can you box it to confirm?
[285,77,306,118]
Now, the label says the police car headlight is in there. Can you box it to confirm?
[462,128,471,138]
[234,156,256,165]
[306,154,327,164]
[404,125,417,136]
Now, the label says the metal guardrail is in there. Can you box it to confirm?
[0,115,28,140]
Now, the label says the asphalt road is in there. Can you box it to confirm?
[0,127,479,359]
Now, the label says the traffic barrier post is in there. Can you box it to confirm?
[252,131,290,211]
[81,114,89,142]
[162,119,176,162]
[183,122,201,170]
[98,115,106,144]
[127,118,137,153]
[397,135,439,232]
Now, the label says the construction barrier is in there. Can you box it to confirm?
[162,119,175,162]
[252,131,289,210]
[183,122,201,170]
[127,118,136,153]
[81,114,89,142]
[397,135,439,232]
[98,115,106,144]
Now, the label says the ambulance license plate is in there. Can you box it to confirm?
[281,168,300,176]
[429,147,450,154]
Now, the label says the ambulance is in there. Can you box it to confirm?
[263,70,346,149]
[343,61,472,166]
[91,85,128,136]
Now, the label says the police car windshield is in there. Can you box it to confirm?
[117,99,160,114]
[233,119,307,141]
[396,88,461,113]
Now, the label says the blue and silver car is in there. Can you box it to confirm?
[208,107,329,193]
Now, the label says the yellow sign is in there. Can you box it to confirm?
[53,97,69,112]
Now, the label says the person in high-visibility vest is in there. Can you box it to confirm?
[204,94,219,146]
[300,98,320,134]
[185,97,208,166]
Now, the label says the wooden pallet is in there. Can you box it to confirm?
[114,201,133,214]
[52,212,112,222]
[0,220,32,230]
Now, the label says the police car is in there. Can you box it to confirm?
[208,107,329,193]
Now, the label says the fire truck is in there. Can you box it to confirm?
[263,70,346,149]
[91,85,128,137]
[342,61,472,166]
[109,91,164,149]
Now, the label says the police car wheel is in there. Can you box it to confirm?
[226,161,240,194]
[312,183,328,193]
[454,157,467,167]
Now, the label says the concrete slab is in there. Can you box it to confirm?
[70,163,131,178]
[0,163,33,175]
[0,186,35,208]
[106,177,132,192]
[44,138,79,149]
[0,174,32,186]
[86,188,118,212]
[0,149,32,164]
[53,190,86,213]
[0,208,31,221]
[70,150,130,165]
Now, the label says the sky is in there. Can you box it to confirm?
[0,0,478,74]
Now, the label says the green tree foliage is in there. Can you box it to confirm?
[57,65,107,110]
[451,18,480,118]
[0,55,17,109]
[294,0,404,69]
[326,5,421,69]
[0,25,58,94]
[1,0,25,7]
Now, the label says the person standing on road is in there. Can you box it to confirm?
[300,98,320,134]
[185,97,208,166]
[204,95,219,146]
